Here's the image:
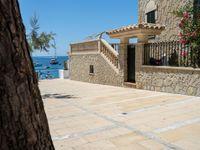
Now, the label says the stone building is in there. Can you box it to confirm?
[138,0,189,41]
[69,0,200,96]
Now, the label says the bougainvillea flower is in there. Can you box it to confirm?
[183,11,189,19]
[187,32,191,37]
[181,51,188,57]
[180,32,184,37]
[191,31,197,37]
[180,38,186,44]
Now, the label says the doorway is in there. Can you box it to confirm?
[127,44,135,82]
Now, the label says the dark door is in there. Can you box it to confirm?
[127,45,135,82]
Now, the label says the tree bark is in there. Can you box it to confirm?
[0,0,55,149]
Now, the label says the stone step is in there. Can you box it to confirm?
[123,82,137,88]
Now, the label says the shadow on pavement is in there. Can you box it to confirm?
[42,93,77,99]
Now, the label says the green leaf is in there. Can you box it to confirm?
[27,14,56,53]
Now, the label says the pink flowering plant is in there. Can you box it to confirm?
[174,1,200,68]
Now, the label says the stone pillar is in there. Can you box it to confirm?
[135,43,144,72]
[119,38,129,82]
[135,35,148,87]
[136,35,148,69]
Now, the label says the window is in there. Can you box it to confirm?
[197,0,200,5]
[145,0,157,23]
[194,0,200,8]
[147,10,156,23]
[194,0,200,24]
[89,65,94,74]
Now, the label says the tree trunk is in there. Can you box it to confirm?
[0,0,55,149]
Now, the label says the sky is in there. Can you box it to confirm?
[19,0,138,56]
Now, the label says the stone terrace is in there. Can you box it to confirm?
[40,79,200,150]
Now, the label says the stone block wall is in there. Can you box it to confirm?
[69,54,123,86]
[136,66,200,96]
[138,0,189,41]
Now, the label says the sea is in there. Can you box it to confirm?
[32,56,68,80]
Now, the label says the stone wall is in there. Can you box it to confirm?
[69,54,123,86]
[138,0,189,41]
[136,66,200,96]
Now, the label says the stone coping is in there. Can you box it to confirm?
[70,39,99,45]
[107,23,165,35]
[141,65,200,72]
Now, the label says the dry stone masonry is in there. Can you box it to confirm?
[69,39,123,87]
[136,67,200,96]
[138,0,189,41]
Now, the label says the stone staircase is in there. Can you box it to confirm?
[99,39,120,73]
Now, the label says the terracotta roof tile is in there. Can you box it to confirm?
[107,23,165,35]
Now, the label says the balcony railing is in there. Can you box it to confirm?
[110,43,120,53]
[144,41,200,68]
[100,39,119,68]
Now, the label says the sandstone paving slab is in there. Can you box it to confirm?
[158,123,200,150]
[40,79,200,150]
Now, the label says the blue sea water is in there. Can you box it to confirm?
[32,56,68,79]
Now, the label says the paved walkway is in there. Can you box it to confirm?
[39,79,200,150]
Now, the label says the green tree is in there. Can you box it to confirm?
[28,14,56,52]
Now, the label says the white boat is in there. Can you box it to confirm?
[50,58,59,65]
[50,47,59,65]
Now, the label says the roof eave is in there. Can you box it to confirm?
[107,28,165,39]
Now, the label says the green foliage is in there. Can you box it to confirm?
[174,1,200,68]
[28,14,56,52]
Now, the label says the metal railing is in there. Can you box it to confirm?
[144,41,199,68]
